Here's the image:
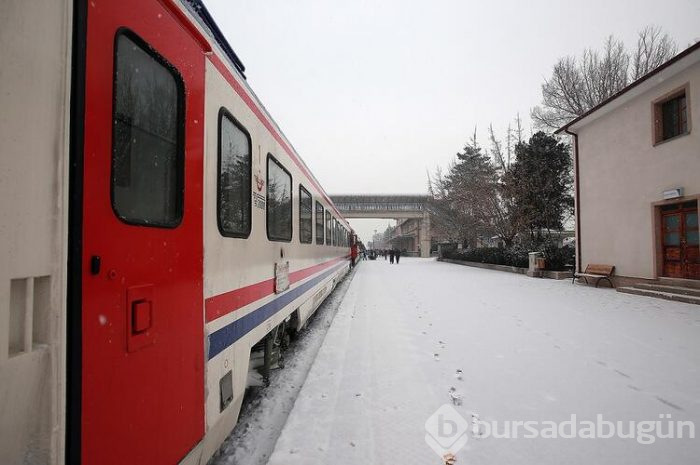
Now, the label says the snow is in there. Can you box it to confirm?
[262,258,700,465]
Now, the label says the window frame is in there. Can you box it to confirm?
[315,201,325,245]
[217,107,253,239]
[653,84,691,145]
[110,28,186,229]
[325,211,331,246]
[298,185,313,244]
[266,154,293,242]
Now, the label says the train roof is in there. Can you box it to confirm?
[182,0,246,78]
[179,0,348,226]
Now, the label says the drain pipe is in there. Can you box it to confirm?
[565,128,582,274]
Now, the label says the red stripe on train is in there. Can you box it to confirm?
[205,256,348,322]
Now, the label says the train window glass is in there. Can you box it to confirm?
[315,202,324,245]
[112,32,184,227]
[299,186,313,244]
[218,109,251,238]
[333,218,338,246]
[267,155,292,241]
[325,211,331,246]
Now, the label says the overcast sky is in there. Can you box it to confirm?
[203,0,699,242]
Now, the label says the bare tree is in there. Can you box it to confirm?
[486,125,519,246]
[632,25,678,80]
[532,26,678,130]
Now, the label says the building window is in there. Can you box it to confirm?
[299,185,313,244]
[218,109,251,238]
[315,201,324,245]
[112,31,184,227]
[654,88,689,144]
[267,155,292,242]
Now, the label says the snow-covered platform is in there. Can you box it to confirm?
[268,258,700,465]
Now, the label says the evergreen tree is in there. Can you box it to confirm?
[507,132,573,239]
[442,134,499,247]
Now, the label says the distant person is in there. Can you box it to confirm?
[384,249,387,260]
[389,249,395,264]
[350,241,358,268]
[395,248,401,264]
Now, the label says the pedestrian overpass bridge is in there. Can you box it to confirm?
[329,194,433,257]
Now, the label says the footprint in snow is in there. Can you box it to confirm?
[433,353,440,361]
[471,413,484,437]
[448,387,463,406]
[455,369,463,380]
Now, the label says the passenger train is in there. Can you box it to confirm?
[0,1,355,463]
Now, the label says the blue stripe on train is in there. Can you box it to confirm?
[207,261,346,360]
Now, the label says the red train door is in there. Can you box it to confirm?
[82,1,205,463]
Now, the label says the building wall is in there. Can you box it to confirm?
[0,1,72,464]
[577,60,700,279]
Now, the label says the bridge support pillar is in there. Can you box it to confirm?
[419,212,431,258]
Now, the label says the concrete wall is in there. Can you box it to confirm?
[0,1,72,463]
[576,60,700,279]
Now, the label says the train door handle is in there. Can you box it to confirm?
[126,284,155,352]
[132,300,152,334]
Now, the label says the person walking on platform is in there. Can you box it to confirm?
[395,248,401,264]
[389,249,395,264]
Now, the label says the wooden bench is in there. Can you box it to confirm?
[572,264,615,288]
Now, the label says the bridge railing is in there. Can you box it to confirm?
[333,203,425,212]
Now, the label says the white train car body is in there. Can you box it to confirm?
[0,1,352,464]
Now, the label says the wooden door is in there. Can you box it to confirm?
[661,202,700,280]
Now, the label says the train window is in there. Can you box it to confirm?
[112,32,184,227]
[218,109,252,238]
[299,186,312,244]
[332,218,338,246]
[267,155,292,242]
[325,211,331,246]
[315,202,324,245]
